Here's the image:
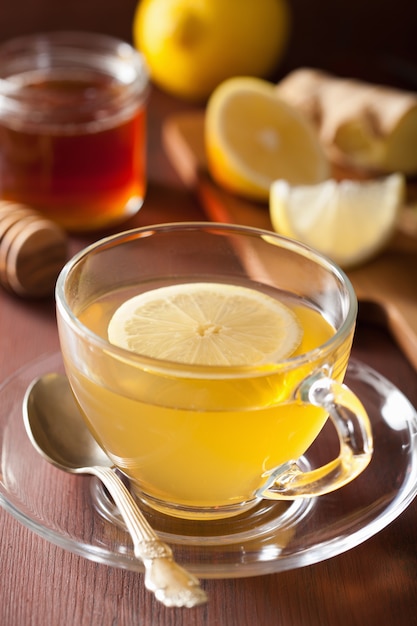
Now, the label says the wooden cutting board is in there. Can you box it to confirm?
[162,111,417,371]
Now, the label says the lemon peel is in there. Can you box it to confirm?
[108,282,302,366]
[133,0,290,101]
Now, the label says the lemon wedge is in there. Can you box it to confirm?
[205,77,330,202]
[108,282,302,366]
[270,173,405,268]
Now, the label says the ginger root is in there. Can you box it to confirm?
[276,68,417,175]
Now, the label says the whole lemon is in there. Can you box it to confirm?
[133,0,290,101]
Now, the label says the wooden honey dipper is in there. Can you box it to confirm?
[0,201,68,297]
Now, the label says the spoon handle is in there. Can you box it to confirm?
[92,465,207,608]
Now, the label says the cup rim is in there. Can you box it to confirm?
[55,222,358,378]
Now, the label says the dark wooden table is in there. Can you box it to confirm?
[1,3,417,625]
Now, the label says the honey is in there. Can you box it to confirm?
[0,32,149,232]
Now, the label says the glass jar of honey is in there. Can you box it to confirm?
[0,31,149,232]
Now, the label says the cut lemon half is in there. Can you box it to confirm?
[108,282,302,366]
[270,173,405,268]
[205,77,330,202]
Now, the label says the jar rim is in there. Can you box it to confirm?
[0,31,149,129]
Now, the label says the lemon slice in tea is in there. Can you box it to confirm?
[108,282,302,366]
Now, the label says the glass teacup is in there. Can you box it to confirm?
[56,222,373,521]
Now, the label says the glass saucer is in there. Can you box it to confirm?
[0,352,416,579]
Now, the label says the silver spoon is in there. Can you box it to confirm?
[23,373,207,608]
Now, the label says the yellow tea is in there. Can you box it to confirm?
[63,281,352,518]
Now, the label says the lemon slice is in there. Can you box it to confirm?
[108,282,302,366]
[205,77,330,202]
[270,173,405,268]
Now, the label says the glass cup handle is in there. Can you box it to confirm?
[259,372,374,500]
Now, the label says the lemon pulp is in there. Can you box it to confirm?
[107,282,302,366]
